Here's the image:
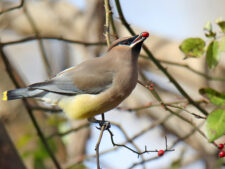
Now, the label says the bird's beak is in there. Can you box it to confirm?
[130,32,149,48]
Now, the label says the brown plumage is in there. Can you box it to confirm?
[2,32,149,119]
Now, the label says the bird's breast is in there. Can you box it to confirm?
[58,65,138,120]
[112,65,138,97]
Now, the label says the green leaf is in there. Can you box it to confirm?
[199,88,225,106]
[66,163,87,169]
[169,159,182,169]
[217,21,225,33]
[179,38,205,58]
[204,21,216,38]
[220,36,225,52]
[34,157,49,169]
[206,109,225,142]
[16,133,33,150]
[206,40,220,69]
[205,32,216,38]
[204,21,212,32]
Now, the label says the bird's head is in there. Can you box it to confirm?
[108,32,149,54]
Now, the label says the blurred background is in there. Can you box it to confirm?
[0,0,225,169]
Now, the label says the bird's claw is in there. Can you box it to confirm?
[96,121,111,130]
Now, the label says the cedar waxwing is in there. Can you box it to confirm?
[2,32,149,119]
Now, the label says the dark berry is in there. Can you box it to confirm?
[219,151,225,158]
[158,150,164,157]
[218,144,224,150]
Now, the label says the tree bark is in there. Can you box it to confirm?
[0,119,26,169]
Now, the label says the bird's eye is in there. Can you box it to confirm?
[122,41,129,45]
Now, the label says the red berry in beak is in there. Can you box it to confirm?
[141,32,149,37]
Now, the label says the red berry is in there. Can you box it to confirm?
[218,144,224,150]
[149,87,154,90]
[150,83,154,87]
[219,151,225,158]
[158,150,164,157]
[141,32,149,37]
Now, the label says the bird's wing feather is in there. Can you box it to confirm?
[29,59,115,95]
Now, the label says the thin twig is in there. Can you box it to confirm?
[128,136,174,169]
[141,54,225,82]
[108,2,118,39]
[137,80,208,140]
[107,129,174,157]
[170,123,204,149]
[95,125,106,169]
[118,98,207,112]
[166,104,207,119]
[128,156,159,169]
[141,55,225,82]
[31,106,61,113]
[114,0,208,116]
[90,115,172,158]
[158,59,225,82]
[104,115,172,156]
[129,129,198,169]
[128,114,172,142]
[110,122,147,169]
[104,0,111,46]
[47,123,90,139]
[1,36,106,47]
[23,5,52,77]
[0,0,24,15]
[67,115,173,167]
[0,44,62,169]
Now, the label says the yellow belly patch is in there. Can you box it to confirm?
[2,91,8,101]
[58,94,112,119]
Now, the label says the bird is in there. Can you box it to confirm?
[2,32,149,120]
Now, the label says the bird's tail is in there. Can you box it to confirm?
[2,88,44,101]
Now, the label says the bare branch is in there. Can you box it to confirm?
[31,106,61,113]
[128,125,204,169]
[158,58,225,82]
[95,125,106,169]
[142,54,225,82]
[0,43,62,169]
[47,123,90,139]
[114,0,208,116]
[1,36,106,47]
[118,98,208,112]
[110,122,147,168]
[0,0,24,15]
[107,129,174,157]
[137,80,208,141]
[108,3,118,39]
[104,0,111,46]
[23,5,52,77]
[166,104,207,119]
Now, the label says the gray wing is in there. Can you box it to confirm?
[28,80,85,95]
[29,60,115,95]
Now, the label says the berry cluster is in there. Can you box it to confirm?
[218,144,225,158]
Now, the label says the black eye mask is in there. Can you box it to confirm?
[119,35,138,46]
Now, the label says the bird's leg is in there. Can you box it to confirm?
[88,114,111,129]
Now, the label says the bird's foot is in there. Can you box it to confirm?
[99,120,111,130]
[88,117,111,130]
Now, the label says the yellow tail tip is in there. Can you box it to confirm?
[2,91,8,101]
